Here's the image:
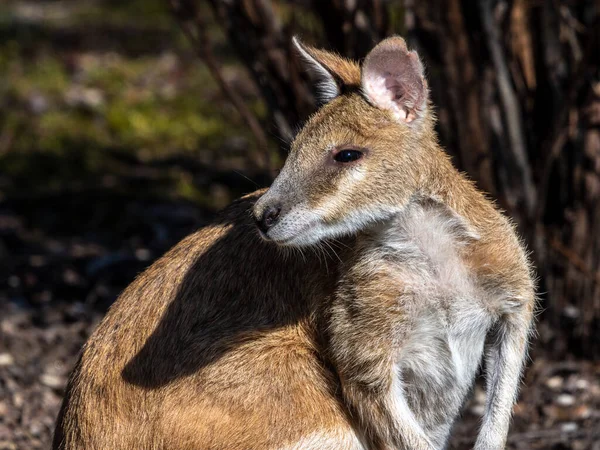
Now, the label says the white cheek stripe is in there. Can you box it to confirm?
[351,166,366,181]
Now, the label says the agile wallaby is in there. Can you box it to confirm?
[54,37,535,450]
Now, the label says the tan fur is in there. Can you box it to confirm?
[294,38,361,97]
[254,37,535,449]
[55,37,535,450]
[301,45,361,86]
[54,196,362,450]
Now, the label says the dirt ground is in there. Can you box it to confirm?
[0,194,599,450]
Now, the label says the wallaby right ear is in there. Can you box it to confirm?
[361,36,428,124]
[293,37,361,103]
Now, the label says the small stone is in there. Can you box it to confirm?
[561,422,578,433]
[0,354,14,366]
[470,404,485,416]
[12,393,23,409]
[546,375,563,390]
[40,374,64,390]
[574,378,590,390]
[29,422,43,437]
[555,393,575,407]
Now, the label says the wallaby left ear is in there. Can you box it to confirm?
[293,36,361,104]
[361,36,428,123]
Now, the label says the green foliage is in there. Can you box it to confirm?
[0,0,263,205]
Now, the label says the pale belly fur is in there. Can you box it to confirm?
[369,201,495,448]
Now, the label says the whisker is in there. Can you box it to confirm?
[232,170,260,188]
[331,238,352,251]
[323,240,342,264]
[294,245,307,264]
[310,244,322,269]
[318,242,329,274]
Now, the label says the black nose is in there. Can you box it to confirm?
[256,205,281,233]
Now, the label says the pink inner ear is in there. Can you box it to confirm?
[386,77,406,100]
[362,41,427,123]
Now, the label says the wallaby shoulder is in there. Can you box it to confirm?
[54,191,360,450]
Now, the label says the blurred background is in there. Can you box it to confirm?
[0,0,598,449]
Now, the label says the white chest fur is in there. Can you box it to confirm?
[364,201,494,448]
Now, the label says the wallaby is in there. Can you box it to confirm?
[54,37,535,450]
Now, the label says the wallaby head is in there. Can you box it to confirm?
[254,36,439,246]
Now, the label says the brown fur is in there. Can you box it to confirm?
[301,45,361,87]
[55,37,535,450]
[54,196,358,449]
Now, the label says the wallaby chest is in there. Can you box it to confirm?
[332,201,495,447]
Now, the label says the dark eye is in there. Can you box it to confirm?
[334,149,364,163]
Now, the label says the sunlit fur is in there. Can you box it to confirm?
[55,37,535,450]
[255,37,536,450]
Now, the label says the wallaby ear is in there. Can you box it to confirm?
[293,36,361,103]
[361,36,428,123]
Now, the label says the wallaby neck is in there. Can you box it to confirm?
[414,143,499,234]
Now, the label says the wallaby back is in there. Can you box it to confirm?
[54,194,362,450]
